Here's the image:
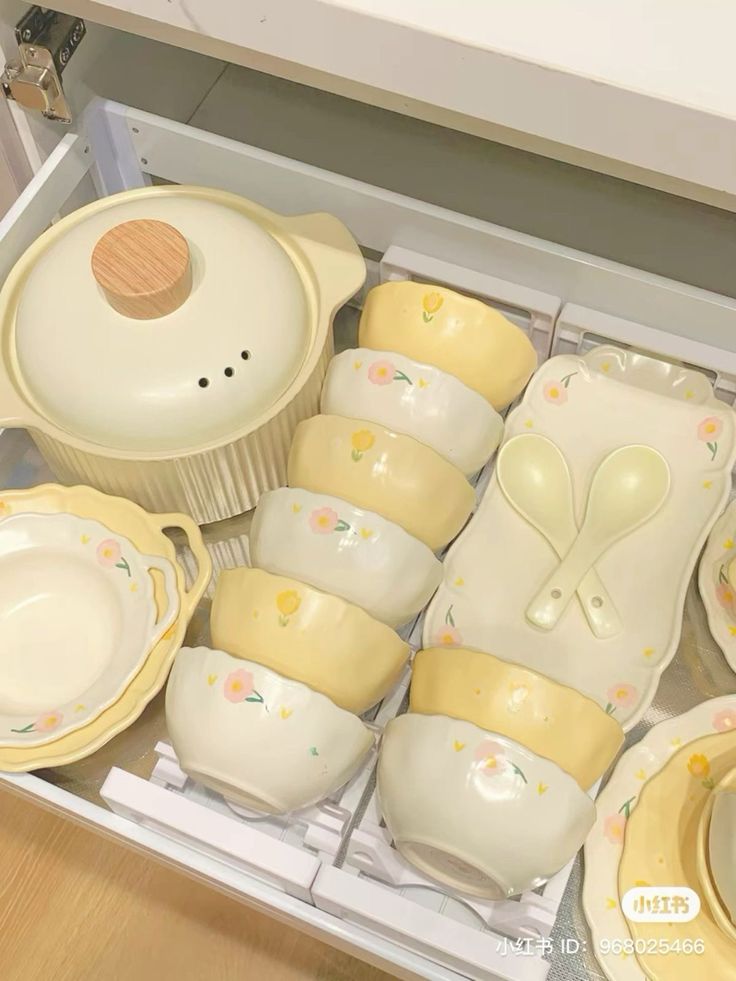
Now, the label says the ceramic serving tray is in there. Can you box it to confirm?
[582,695,736,981]
[423,345,736,730]
[0,512,179,747]
[0,484,211,771]
[699,498,736,674]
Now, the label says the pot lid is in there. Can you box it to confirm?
[13,188,311,453]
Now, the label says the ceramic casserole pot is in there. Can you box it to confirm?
[0,186,365,523]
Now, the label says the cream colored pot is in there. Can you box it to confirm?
[0,186,365,524]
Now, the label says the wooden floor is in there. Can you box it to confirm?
[0,789,393,981]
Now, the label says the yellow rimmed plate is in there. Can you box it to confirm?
[618,729,736,980]
[696,766,736,943]
[0,483,211,771]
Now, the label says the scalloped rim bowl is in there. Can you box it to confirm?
[0,483,211,772]
[358,280,537,410]
[249,487,442,628]
[377,713,595,899]
[287,414,475,551]
[0,511,179,747]
[166,647,374,814]
[410,646,623,789]
[321,348,503,476]
[210,567,410,714]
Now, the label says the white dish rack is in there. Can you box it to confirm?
[2,98,736,981]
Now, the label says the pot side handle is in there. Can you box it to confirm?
[282,211,366,316]
[0,343,41,429]
[151,511,212,622]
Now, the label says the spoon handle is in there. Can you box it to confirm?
[526,536,603,630]
[577,569,621,638]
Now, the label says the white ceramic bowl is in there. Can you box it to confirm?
[249,488,442,627]
[166,647,374,815]
[377,713,595,899]
[321,349,504,476]
[710,787,736,926]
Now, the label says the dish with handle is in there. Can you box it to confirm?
[0,483,211,771]
[0,512,179,746]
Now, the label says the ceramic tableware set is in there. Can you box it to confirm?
[168,281,535,815]
[0,184,364,770]
[4,182,736,975]
[382,341,736,912]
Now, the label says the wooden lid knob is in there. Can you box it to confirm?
[91,219,192,320]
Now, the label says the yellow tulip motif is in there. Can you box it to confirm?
[351,429,375,462]
[276,589,301,626]
[422,292,443,323]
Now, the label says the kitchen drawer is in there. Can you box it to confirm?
[1,94,736,981]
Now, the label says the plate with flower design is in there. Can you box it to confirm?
[0,511,179,746]
[424,344,736,730]
[699,499,736,673]
[583,695,736,981]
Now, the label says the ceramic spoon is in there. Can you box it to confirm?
[497,434,621,638]
[525,444,670,631]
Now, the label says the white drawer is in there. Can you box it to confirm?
[1,98,736,981]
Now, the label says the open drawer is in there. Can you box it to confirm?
[2,98,736,981]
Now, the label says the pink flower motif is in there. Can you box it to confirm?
[603,813,627,845]
[367,360,395,385]
[698,417,723,442]
[37,711,63,732]
[309,507,339,534]
[224,669,255,703]
[717,582,736,610]
[474,739,506,776]
[433,624,462,647]
[96,538,121,567]
[543,381,568,405]
[606,683,637,710]
[713,708,736,732]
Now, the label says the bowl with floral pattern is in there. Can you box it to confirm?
[0,511,179,747]
[249,487,442,628]
[288,414,475,552]
[410,646,623,790]
[358,280,537,410]
[166,647,374,814]
[211,567,410,714]
[377,713,595,899]
[321,348,504,476]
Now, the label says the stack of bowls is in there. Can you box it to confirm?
[167,280,537,817]
[377,646,624,898]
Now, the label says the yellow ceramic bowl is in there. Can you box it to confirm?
[211,567,410,714]
[287,414,475,551]
[410,647,624,789]
[358,281,537,410]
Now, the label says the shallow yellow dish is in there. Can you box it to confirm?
[210,567,410,714]
[0,483,211,771]
[619,730,736,981]
[358,281,537,410]
[695,765,736,944]
[410,647,623,789]
[287,414,475,551]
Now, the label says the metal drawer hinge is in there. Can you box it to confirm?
[1,6,85,124]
